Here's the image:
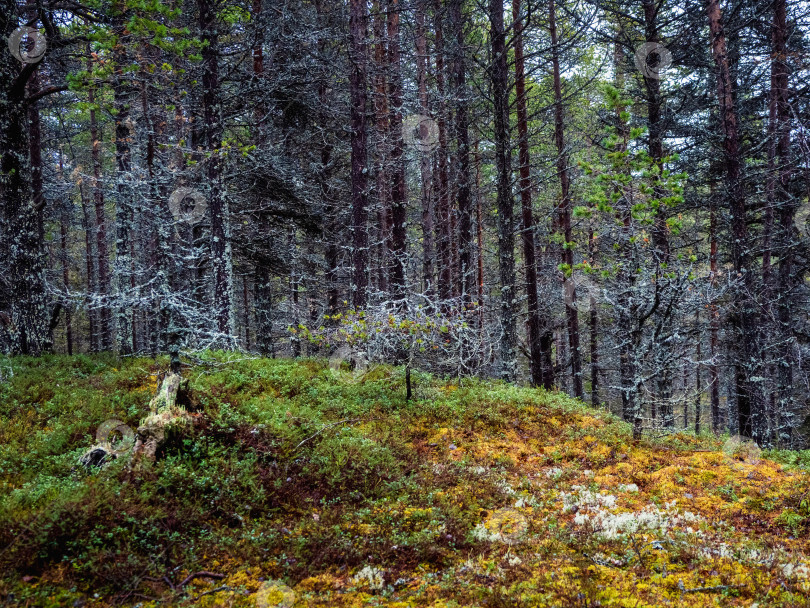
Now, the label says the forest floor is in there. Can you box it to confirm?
[2,354,810,607]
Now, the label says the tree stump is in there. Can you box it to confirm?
[131,372,191,466]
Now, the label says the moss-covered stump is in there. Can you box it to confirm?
[132,371,191,464]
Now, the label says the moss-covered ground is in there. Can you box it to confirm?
[2,353,810,607]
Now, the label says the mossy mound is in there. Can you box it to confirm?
[1,353,809,607]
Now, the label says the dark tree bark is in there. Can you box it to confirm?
[449,0,473,305]
[387,0,407,297]
[513,0,547,388]
[434,0,452,303]
[372,0,389,293]
[313,0,339,316]
[255,265,274,356]
[642,0,673,426]
[707,0,762,440]
[771,0,795,445]
[475,141,485,327]
[112,6,134,353]
[489,0,516,380]
[709,192,721,432]
[0,10,50,355]
[87,51,112,351]
[415,1,435,296]
[26,68,53,342]
[77,178,98,352]
[549,0,582,398]
[350,0,370,308]
[589,228,599,407]
[57,150,73,355]
[199,0,234,343]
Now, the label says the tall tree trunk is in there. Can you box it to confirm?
[474,140,485,333]
[589,228,599,406]
[707,0,762,440]
[312,0,339,316]
[112,8,134,353]
[58,149,73,355]
[25,68,55,341]
[685,312,703,436]
[549,0,583,398]
[415,1,435,296]
[350,0,370,308]
[642,0,673,426]
[513,0,545,388]
[709,188,721,432]
[434,0,452,303]
[60,210,73,355]
[771,0,795,446]
[372,1,390,294]
[489,0,516,381]
[0,32,49,353]
[449,0,473,305]
[289,232,301,357]
[199,0,235,343]
[87,51,112,350]
[255,265,274,356]
[77,179,98,352]
[387,0,407,297]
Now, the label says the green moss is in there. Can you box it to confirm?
[1,354,809,607]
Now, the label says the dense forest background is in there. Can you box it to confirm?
[2,0,810,447]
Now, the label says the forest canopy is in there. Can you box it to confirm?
[2,0,810,448]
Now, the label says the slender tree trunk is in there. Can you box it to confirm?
[312,0,339,316]
[77,179,98,352]
[489,0,516,381]
[434,0,452,303]
[589,229,599,406]
[642,0,673,426]
[695,312,702,435]
[474,140,485,331]
[449,0,473,305]
[709,191,721,432]
[87,52,112,350]
[513,0,545,388]
[707,0,762,440]
[372,1,390,293]
[199,0,234,344]
[289,232,301,357]
[549,0,583,398]
[112,9,134,353]
[255,265,274,356]
[58,150,73,355]
[415,1,435,296]
[24,69,55,350]
[387,0,407,297]
[60,212,73,355]
[350,0,370,308]
[771,0,795,446]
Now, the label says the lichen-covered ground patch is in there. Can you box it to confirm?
[1,353,809,607]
